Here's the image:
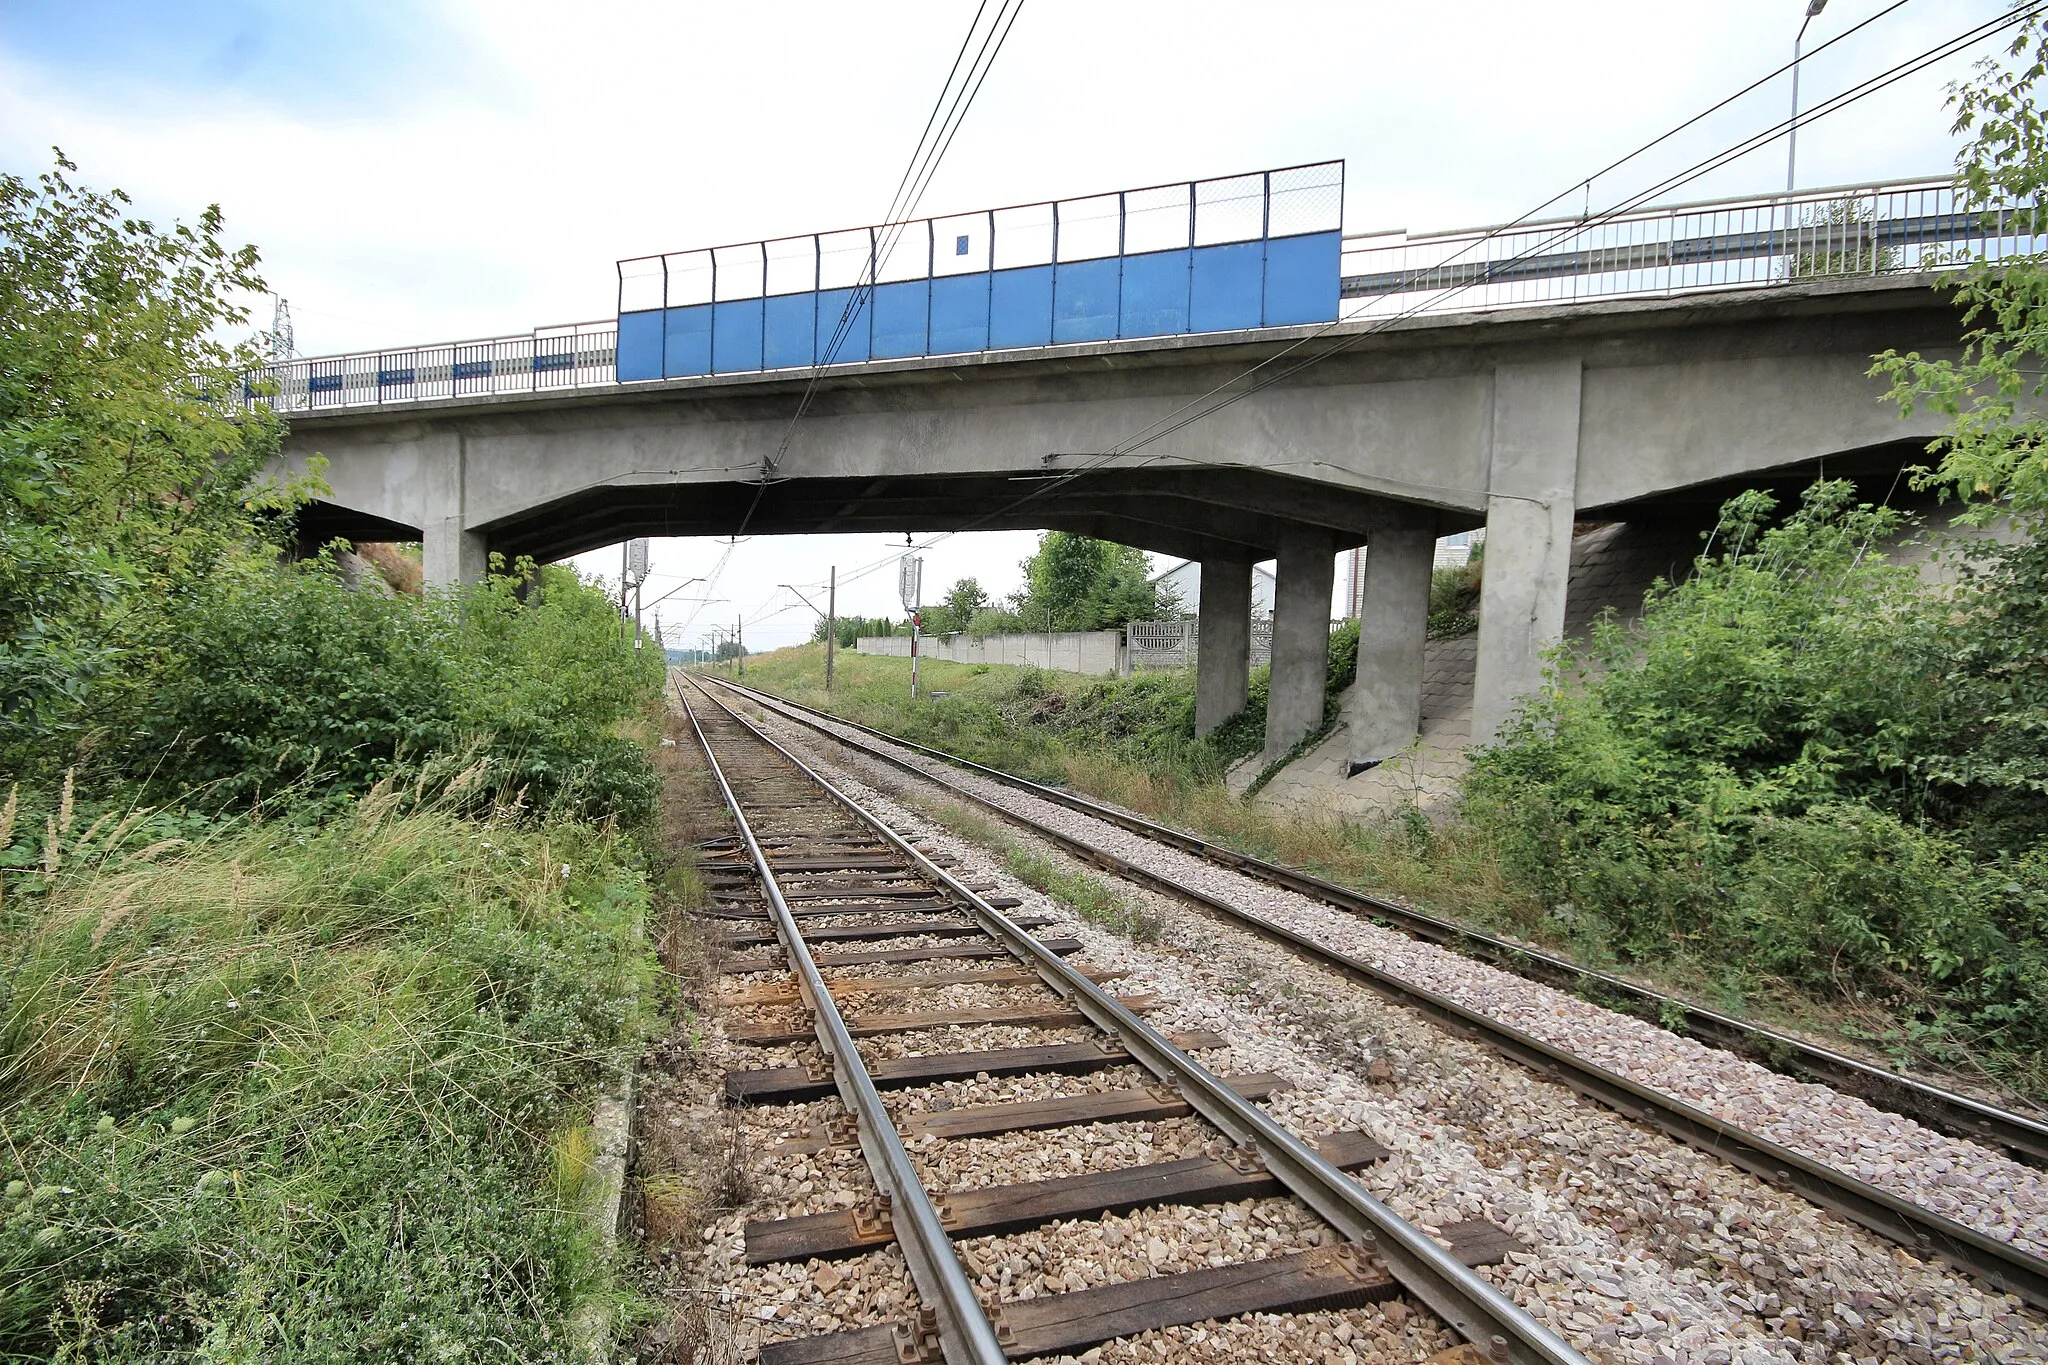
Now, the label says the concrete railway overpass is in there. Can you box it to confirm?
[274,177,2023,770]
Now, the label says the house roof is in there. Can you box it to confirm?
[1149,558,1278,586]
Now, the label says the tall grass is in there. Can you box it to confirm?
[0,779,658,1361]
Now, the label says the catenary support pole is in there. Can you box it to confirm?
[826,566,837,692]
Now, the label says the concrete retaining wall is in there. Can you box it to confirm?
[855,630,1126,676]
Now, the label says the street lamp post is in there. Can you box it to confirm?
[1788,0,1828,195]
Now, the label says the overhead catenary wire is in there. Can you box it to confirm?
[765,0,1028,483]
[760,2,1981,605]
[699,0,2022,634]
[685,0,1028,631]
[916,0,2037,545]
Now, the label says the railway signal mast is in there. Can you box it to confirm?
[623,538,650,647]
[899,553,924,699]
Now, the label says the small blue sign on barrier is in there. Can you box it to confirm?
[615,162,1342,383]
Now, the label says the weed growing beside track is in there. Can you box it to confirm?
[0,156,684,1356]
[0,788,660,1359]
[919,799,1161,943]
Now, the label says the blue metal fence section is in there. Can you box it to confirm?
[614,162,1345,382]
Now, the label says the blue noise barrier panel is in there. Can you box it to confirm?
[663,305,713,378]
[619,164,1344,375]
[763,294,818,369]
[1263,231,1342,326]
[871,280,930,360]
[618,312,664,381]
[989,266,1054,350]
[1053,257,1121,344]
[712,300,765,373]
[929,274,990,354]
[815,288,873,365]
[1189,242,1264,333]
[1119,248,1191,338]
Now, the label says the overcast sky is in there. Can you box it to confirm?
[0,0,2002,648]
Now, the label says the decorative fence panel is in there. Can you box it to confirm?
[1124,619,1274,671]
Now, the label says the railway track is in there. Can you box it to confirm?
[679,676,1589,1364]
[691,671,2048,1315]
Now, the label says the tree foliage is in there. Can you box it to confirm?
[1013,532,1172,631]
[0,153,313,771]
[1466,482,2048,1057]
[921,576,990,634]
[813,614,903,647]
[1872,14,2048,519]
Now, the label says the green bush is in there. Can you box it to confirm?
[1465,482,2048,1055]
[117,560,664,824]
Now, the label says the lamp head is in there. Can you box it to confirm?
[1805,0,1826,15]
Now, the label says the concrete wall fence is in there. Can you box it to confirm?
[855,619,1300,677]
[855,630,1126,676]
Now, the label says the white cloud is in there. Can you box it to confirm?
[1,0,2004,647]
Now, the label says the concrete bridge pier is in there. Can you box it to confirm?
[1344,505,1435,771]
[424,523,487,588]
[1194,557,1254,736]
[1472,358,1582,746]
[419,432,488,588]
[1264,525,1337,761]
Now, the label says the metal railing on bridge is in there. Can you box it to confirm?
[249,320,617,413]
[253,177,2037,413]
[1338,177,2039,317]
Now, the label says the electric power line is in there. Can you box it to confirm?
[918,0,2037,545]
[685,0,1029,630]
[692,0,2024,617]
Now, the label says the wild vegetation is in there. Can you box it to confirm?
[739,615,1360,785]
[1,155,670,1356]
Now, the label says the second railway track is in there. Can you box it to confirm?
[680,676,1587,1364]
[686,670,2048,1325]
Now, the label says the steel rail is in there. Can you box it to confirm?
[692,672,2048,1312]
[676,681,1008,1365]
[685,674,1595,1365]
[698,672,2048,1168]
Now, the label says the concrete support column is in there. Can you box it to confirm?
[1264,526,1336,761]
[1344,506,1434,771]
[419,430,487,588]
[423,523,488,588]
[1472,359,1582,746]
[1194,557,1253,735]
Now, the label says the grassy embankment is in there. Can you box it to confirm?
[1,787,659,1359]
[724,618,2048,1104]
[723,642,1517,947]
[1,154,700,1357]
[0,574,678,1359]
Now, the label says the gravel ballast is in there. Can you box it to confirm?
[725,697,2048,1363]
[748,699,2048,1256]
